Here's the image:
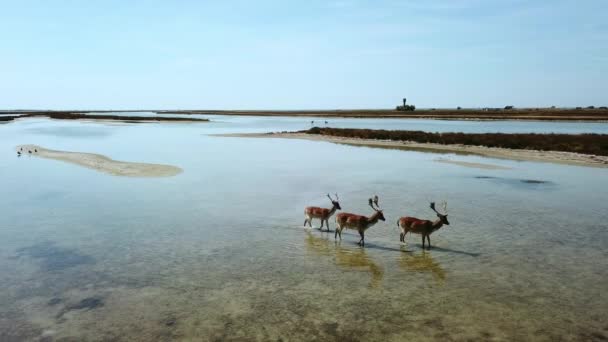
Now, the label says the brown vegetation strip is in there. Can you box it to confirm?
[0,115,20,122]
[35,112,208,122]
[300,127,608,156]
[1,112,208,122]
[157,108,608,121]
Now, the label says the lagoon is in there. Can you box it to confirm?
[0,117,607,341]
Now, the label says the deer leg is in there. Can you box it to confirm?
[427,235,431,249]
[358,231,365,247]
[319,219,324,230]
[326,219,331,232]
[422,235,425,249]
[303,219,307,227]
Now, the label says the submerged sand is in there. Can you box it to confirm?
[218,132,608,168]
[434,158,511,170]
[16,144,182,177]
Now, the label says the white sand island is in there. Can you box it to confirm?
[16,144,182,177]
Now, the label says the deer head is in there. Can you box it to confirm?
[369,195,385,221]
[327,193,341,210]
[430,202,450,225]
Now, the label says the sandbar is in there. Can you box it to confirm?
[16,144,182,177]
[217,132,608,168]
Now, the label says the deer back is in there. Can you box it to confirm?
[305,206,332,218]
[399,217,434,234]
[336,212,368,229]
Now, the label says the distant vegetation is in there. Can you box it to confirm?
[302,127,608,156]
[396,98,416,111]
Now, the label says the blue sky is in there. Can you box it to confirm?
[1,0,606,110]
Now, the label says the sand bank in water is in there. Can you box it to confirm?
[217,132,608,168]
[434,158,511,170]
[16,145,182,177]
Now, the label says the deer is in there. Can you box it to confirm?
[398,202,450,250]
[304,193,342,231]
[335,195,385,246]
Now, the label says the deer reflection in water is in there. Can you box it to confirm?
[305,232,384,288]
[399,250,446,282]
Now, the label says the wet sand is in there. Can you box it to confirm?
[15,145,182,177]
[218,132,608,168]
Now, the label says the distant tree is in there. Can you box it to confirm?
[504,105,514,110]
[587,106,595,109]
[457,106,462,110]
[600,106,608,110]
[576,107,582,110]
[551,106,556,109]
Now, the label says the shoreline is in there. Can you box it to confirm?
[217,132,608,168]
[156,109,608,121]
[3,109,608,121]
[16,144,183,177]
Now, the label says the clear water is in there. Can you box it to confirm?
[1,118,607,341]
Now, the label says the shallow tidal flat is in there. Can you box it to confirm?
[16,144,182,177]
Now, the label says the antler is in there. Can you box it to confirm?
[430,202,439,214]
[335,193,339,201]
[369,195,381,211]
[430,201,447,215]
[327,193,334,201]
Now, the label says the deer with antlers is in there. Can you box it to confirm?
[398,202,450,249]
[335,195,386,246]
[304,193,342,231]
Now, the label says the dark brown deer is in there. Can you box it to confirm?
[335,195,385,246]
[398,202,450,249]
[304,193,341,231]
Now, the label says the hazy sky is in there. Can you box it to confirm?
[1,0,606,110]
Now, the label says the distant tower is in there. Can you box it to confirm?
[403,98,407,107]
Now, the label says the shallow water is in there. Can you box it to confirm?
[95,111,608,134]
[1,118,607,341]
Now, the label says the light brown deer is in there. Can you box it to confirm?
[335,195,385,246]
[304,193,341,231]
[398,202,450,249]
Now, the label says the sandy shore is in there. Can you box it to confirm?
[218,132,608,168]
[16,145,182,177]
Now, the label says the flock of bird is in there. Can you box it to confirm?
[16,147,37,157]
[304,194,450,249]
